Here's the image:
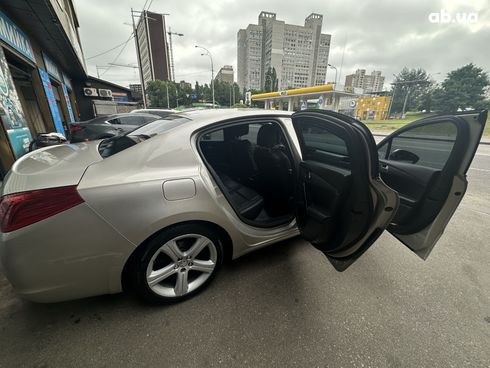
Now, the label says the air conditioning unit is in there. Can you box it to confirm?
[98,89,113,98]
[83,87,98,97]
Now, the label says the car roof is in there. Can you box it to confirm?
[172,108,292,127]
[132,108,176,112]
[137,109,292,143]
[108,112,160,118]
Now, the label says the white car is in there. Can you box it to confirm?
[130,108,177,118]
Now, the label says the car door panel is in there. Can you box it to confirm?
[378,110,487,258]
[379,160,441,223]
[298,160,351,244]
[292,110,399,270]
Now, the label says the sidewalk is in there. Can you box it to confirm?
[370,130,490,145]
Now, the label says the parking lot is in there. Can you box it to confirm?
[1,143,490,368]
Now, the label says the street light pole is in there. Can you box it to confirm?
[195,45,214,108]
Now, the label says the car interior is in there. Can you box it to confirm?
[377,119,463,234]
[199,121,296,227]
[291,114,375,257]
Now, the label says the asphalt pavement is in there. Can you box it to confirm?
[1,144,490,368]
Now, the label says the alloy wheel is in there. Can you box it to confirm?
[145,234,218,298]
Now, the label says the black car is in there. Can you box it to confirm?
[69,113,160,143]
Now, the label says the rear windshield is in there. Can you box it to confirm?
[98,116,190,158]
[136,110,174,118]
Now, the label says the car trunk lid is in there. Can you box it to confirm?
[1,141,102,196]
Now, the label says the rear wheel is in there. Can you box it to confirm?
[128,224,223,303]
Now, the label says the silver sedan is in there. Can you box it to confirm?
[0,109,486,303]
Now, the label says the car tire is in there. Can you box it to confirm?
[128,224,224,304]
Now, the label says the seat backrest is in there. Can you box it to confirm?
[254,124,293,198]
[223,125,257,183]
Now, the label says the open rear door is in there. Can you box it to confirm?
[292,110,399,271]
[377,110,487,259]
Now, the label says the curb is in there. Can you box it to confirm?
[371,133,490,145]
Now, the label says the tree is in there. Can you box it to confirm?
[194,81,201,100]
[390,68,433,116]
[432,63,489,113]
[146,80,177,108]
[264,67,279,92]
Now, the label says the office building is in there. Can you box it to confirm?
[345,69,385,93]
[135,10,171,90]
[215,65,234,84]
[237,12,331,91]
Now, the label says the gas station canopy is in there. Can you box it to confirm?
[251,84,358,111]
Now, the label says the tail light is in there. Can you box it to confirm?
[70,124,85,133]
[0,186,84,233]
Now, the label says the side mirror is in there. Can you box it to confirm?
[389,149,419,164]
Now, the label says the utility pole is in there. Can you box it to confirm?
[131,8,147,108]
[167,27,184,82]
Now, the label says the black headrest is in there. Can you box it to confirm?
[224,125,249,140]
[257,124,280,148]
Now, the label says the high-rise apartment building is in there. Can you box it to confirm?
[344,69,385,93]
[237,12,331,91]
[136,11,171,90]
[215,65,234,84]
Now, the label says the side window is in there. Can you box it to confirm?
[381,121,457,169]
[297,121,348,157]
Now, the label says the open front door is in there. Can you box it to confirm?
[292,110,399,271]
[378,110,487,259]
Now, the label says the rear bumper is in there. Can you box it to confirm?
[0,203,136,303]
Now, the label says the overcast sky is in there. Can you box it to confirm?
[74,0,489,89]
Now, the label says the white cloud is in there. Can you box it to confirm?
[74,0,490,88]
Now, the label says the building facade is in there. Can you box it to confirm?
[136,10,171,91]
[237,12,331,92]
[345,69,385,93]
[129,83,142,94]
[0,0,86,180]
[215,65,234,84]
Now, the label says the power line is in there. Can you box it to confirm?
[86,37,134,60]
[100,32,134,77]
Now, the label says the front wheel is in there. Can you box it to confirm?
[128,224,223,303]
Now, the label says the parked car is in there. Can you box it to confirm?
[0,109,486,304]
[29,132,68,151]
[69,113,160,142]
[130,108,177,118]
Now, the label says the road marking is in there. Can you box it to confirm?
[475,152,490,157]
